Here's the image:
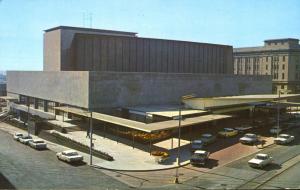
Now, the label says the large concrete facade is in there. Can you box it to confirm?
[44,26,233,74]
[7,71,272,111]
[234,38,300,93]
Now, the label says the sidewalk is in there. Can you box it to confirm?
[55,130,191,171]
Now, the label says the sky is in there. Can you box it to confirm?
[0,0,300,71]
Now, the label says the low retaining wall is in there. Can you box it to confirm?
[39,130,114,161]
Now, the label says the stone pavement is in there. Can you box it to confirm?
[56,130,191,171]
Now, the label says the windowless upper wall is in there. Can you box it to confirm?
[43,26,233,74]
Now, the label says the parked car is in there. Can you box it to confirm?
[28,139,47,150]
[13,132,24,141]
[56,150,84,163]
[190,150,210,166]
[274,134,295,145]
[200,133,216,145]
[218,128,238,138]
[235,125,253,133]
[270,126,282,134]
[190,140,204,152]
[19,135,33,145]
[248,153,273,168]
[239,133,259,145]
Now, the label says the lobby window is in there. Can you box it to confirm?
[282,64,285,70]
[282,73,285,79]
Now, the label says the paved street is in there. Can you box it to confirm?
[0,130,130,190]
[166,126,300,189]
[1,121,300,189]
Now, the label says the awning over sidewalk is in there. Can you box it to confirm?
[184,94,300,110]
[54,106,232,133]
[0,96,18,101]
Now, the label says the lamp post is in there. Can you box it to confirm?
[89,111,93,165]
[277,89,291,138]
[174,94,196,184]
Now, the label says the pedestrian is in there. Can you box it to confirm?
[261,139,266,148]
[86,128,90,138]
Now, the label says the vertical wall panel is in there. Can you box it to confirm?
[100,37,108,70]
[122,38,130,71]
[136,39,144,72]
[143,39,150,72]
[93,37,100,71]
[167,41,174,73]
[115,37,123,71]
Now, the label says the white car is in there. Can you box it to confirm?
[270,127,282,134]
[248,153,273,168]
[19,135,33,144]
[239,133,258,145]
[13,132,24,141]
[56,150,84,163]
[28,139,47,150]
[274,134,295,145]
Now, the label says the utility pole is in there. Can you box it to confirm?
[89,111,93,165]
[174,94,196,184]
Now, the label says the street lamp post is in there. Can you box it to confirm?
[277,89,291,138]
[174,106,182,184]
[174,94,196,184]
[89,111,93,165]
[27,104,30,137]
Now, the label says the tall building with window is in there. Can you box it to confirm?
[233,38,300,93]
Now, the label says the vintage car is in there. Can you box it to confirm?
[270,126,282,134]
[239,133,258,145]
[218,128,238,138]
[19,135,33,145]
[13,132,24,141]
[274,134,295,145]
[190,150,210,166]
[248,153,273,168]
[200,133,216,145]
[28,139,47,150]
[56,150,84,163]
[190,140,204,152]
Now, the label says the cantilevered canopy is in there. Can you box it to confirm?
[54,106,232,133]
[0,96,18,101]
[183,94,300,110]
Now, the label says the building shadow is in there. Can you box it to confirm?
[0,173,16,190]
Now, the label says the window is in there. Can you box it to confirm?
[296,73,299,80]
[266,57,268,62]
[282,64,285,70]
[266,64,268,70]
[275,42,277,45]
[283,56,286,62]
[282,73,285,79]
[281,85,285,89]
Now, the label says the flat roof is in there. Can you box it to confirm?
[183,94,300,110]
[44,26,137,36]
[127,105,207,118]
[264,38,299,42]
[54,106,231,133]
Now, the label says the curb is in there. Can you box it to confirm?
[90,160,190,172]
